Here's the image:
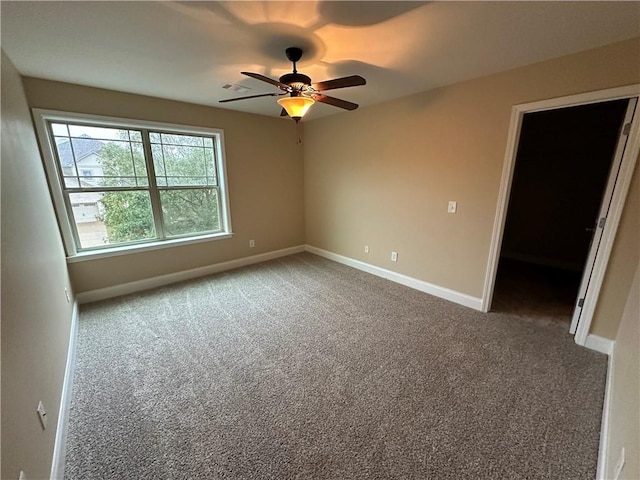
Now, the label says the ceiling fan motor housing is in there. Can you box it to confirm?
[279,72,312,90]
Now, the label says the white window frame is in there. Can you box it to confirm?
[33,109,233,261]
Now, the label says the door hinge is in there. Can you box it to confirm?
[578,298,585,308]
[623,123,631,136]
[599,217,606,229]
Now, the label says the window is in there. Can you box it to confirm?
[34,110,232,258]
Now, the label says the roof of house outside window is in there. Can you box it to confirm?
[56,134,103,166]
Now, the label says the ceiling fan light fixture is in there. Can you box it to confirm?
[277,96,315,122]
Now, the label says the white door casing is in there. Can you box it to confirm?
[482,84,640,347]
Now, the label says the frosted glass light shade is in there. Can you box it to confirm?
[277,96,315,121]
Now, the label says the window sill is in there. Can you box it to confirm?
[66,232,233,263]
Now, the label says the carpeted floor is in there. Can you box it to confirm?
[64,253,607,479]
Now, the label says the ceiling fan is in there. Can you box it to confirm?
[220,47,366,122]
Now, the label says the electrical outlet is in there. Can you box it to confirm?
[448,201,457,213]
[37,401,47,430]
[64,287,70,303]
[391,251,398,262]
[249,240,255,248]
[364,245,369,254]
[613,447,625,480]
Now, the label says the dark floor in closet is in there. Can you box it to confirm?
[492,258,582,323]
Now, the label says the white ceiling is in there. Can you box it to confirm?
[2,1,639,121]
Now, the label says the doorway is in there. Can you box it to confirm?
[482,85,640,346]
[492,99,629,323]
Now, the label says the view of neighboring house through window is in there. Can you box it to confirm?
[38,114,230,254]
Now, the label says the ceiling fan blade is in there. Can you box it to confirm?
[312,75,366,92]
[310,93,359,111]
[280,108,288,117]
[219,92,286,103]
[241,72,290,91]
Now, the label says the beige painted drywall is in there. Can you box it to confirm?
[304,38,640,334]
[1,51,75,480]
[591,161,640,339]
[605,262,640,480]
[22,78,305,293]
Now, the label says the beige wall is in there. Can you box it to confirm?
[1,52,75,480]
[591,162,640,338]
[304,38,639,336]
[22,78,305,293]
[605,262,640,480]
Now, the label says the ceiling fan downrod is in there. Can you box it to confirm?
[280,47,311,88]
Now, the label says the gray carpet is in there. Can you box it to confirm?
[64,252,607,479]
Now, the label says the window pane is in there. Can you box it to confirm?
[151,144,166,185]
[69,192,108,248]
[161,144,208,186]
[71,137,104,186]
[204,148,217,185]
[55,135,94,180]
[51,123,69,136]
[53,124,149,189]
[164,145,205,175]
[150,132,215,187]
[129,130,142,142]
[131,142,147,186]
[159,133,204,147]
[97,140,147,187]
[70,191,156,248]
[68,124,130,141]
[160,188,220,237]
[64,177,81,188]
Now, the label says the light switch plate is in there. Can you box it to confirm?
[448,201,457,213]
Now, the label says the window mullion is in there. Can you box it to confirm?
[141,130,165,239]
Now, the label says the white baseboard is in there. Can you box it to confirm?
[584,334,615,356]
[76,245,306,304]
[50,300,79,480]
[305,245,483,311]
[596,341,617,480]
